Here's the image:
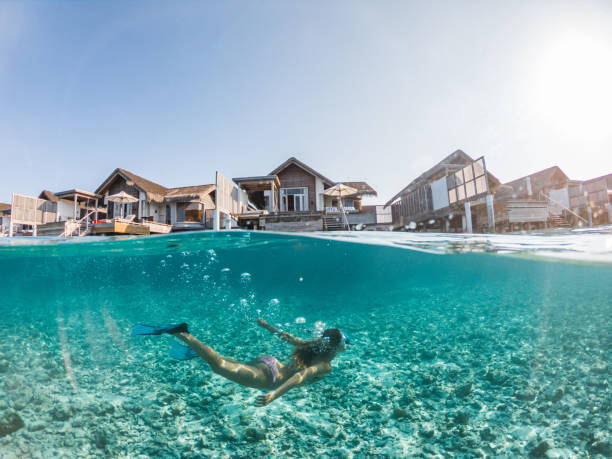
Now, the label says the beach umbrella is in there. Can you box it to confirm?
[323,184,358,230]
[106,191,138,218]
[323,183,358,199]
[107,191,139,203]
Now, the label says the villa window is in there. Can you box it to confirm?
[177,202,203,223]
[447,158,488,205]
[280,188,308,211]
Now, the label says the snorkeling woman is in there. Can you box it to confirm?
[131,318,349,406]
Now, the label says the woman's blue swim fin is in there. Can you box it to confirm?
[169,341,198,360]
[131,323,188,336]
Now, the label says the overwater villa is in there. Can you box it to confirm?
[387,151,612,233]
[493,166,571,231]
[567,173,612,226]
[0,203,10,235]
[232,157,378,231]
[493,167,612,230]
[4,156,609,237]
[386,150,501,233]
[6,169,217,237]
[94,168,216,234]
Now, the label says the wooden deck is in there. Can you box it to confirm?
[143,221,172,234]
[92,222,150,235]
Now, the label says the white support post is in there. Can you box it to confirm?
[607,203,612,224]
[464,201,473,233]
[213,208,220,231]
[73,194,78,220]
[444,218,450,232]
[224,213,231,229]
[9,220,13,237]
[270,182,274,211]
[486,194,495,233]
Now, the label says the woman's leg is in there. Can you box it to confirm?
[174,332,269,389]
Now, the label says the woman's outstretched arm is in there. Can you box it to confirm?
[254,362,332,407]
[257,318,306,346]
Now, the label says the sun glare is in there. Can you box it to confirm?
[529,32,612,139]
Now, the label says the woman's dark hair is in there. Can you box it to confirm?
[292,328,343,368]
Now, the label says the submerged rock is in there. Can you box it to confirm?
[49,404,72,422]
[420,349,438,360]
[543,386,564,403]
[590,364,608,375]
[514,389,536,401]
[484,369,508,386]
[245,427,265,441]
[453,411,470,426]
[528,440,550,457]
[455,382,473,398]
[419,423,435,438]
[479,427,495,441]
[510,355,529,367]
[590,439,612,456]
[392,408,407,419]
[91,401,115,416]
[92,428,108,449]
[27,421,46,432]
[367,402,383,412]
[220,427,236,441]
[121,401,143,414]
[0,412,24,438]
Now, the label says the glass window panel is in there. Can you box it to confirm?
[466,180,476,198]
[283,188,307,195]
[473,159,485,177]
[457,185,466,201]
[475,176,487,194]
[449,189,457,204]
[447,174,456,189]
[455,170,464,185]
[463,165,474,181]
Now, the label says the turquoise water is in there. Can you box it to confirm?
[0,231,611,457]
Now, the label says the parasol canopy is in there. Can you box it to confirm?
[106,191,139,204]
[323,183,358,198]
[323,183,357,231]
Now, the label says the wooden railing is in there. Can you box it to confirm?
[541,193,588,224]
[60,211,96,237]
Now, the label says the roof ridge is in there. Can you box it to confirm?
[117,168,169,191]
[269,157,335,185]
[166,184,215,191]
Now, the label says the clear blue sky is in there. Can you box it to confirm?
[1,0,611,205]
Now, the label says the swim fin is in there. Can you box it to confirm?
[131,323,188,336]
[169,341,198,360]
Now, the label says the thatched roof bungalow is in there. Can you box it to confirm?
[233,156,377,231]
[95,168,216,228]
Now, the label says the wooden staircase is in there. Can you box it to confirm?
[60,211,96,237]
[549,214,571,228]
[323,214,345,231]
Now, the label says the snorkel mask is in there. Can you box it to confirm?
[321,329,350,350]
